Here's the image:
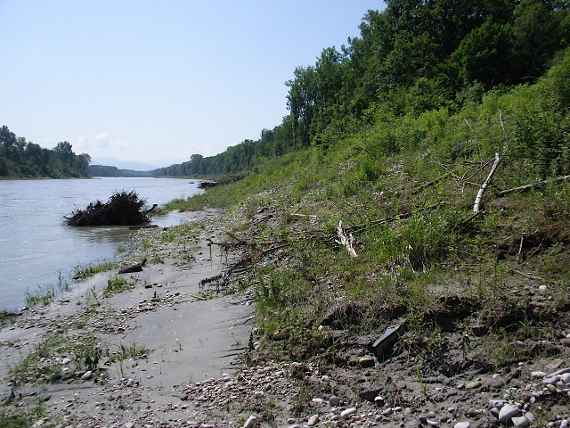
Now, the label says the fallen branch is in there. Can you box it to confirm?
[350,202,443,235]
[412,172,451,195]
[473,152,501,214]
[497,175,570,197]
[336,220,358,258]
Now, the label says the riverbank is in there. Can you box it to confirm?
[2,192,570,427]
[0,209,254,426]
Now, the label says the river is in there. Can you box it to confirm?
[0,177,201,310]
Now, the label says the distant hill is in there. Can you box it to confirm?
[88,165,153,177]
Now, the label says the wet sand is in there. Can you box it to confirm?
[0,209,253,425]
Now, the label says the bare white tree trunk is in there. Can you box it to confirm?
[473,152,501,214]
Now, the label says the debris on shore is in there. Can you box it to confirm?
[65,191,153,226]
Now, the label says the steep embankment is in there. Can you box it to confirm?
[154,51,570,426]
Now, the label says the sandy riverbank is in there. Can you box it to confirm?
[0,209,253,426]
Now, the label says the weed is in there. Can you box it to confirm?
[103,276,132,297]
[72,261,117,280]
[111,343,150,362]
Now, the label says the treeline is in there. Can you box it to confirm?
[88,165,152,177]
[155,0,569,178]
[0,126,91,178]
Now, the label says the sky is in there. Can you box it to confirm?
[0,0,384,169]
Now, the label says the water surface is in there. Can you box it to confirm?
[0,177,200,310]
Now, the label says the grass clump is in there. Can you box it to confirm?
[10,333,104,385]
[72,261,117,280]
[111,342,150,362]
[103,276,132,297]
[0,310,19,328]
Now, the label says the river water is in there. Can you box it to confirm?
[0,177,201,310]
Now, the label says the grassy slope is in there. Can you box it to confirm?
[170,52,570,371]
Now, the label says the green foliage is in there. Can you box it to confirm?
[154,0,568,179]
[72,261,117,280]
[0,125,91,178]
[103,276,131,297]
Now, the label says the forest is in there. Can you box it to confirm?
[0,125,91,178]
[155,0,569,177]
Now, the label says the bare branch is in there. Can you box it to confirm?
[473,152,501,214]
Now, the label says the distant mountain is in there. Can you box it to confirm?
[88,164,153,177]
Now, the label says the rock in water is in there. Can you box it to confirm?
[454,422,471,428]
[307,415,319,426]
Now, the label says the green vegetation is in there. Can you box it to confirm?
[72,261,117,280]
[0,310,18,328]
[0,126,91,178]
[0,406,46,428]
[10,333,103,385]
[111,342,150,362]
[24,273,71,307]
[155,0,569,178]
[103,276,132,297]
[175,17,570,370]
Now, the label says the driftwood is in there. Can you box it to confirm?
[65,191,151,227]
[350,202,443,235]
[129,224,159,230]
[198,180,218,189]
[473,153,501,214]
[336,220,358,258]
[144,204,158,215]
[119,258,147,274]
[497,175,570,197]
[412,172,452,195]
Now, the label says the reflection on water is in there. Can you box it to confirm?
[0,178,200,310]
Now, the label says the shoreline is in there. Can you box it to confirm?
[0,209,254,426]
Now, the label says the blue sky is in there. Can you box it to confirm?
[0,1,383,168]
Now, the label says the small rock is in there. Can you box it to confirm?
[358,355,375,368]
[341,407,356,418]
[499,404,521,423]
[511,416,530,428]
[466,380,481,390]
[530,371,546,379]
[374,396,384,406]
[243,415,257,428]
[560,420,568,428]
[81,371,93,380]
[538,285,547,292]
[489,400,506,409]
[124,423,134,428]
[308,415,319,426]
[329,395,340,406]
[454,422,470,428]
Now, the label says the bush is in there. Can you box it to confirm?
[65,191,150,226]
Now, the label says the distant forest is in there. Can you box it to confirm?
[0,125,90,178]
[155,0,569,178]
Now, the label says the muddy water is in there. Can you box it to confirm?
[0,177,201,310]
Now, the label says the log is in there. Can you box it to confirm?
[473,152,501,214]
[497,175,570,197]
[118,258,147,274]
